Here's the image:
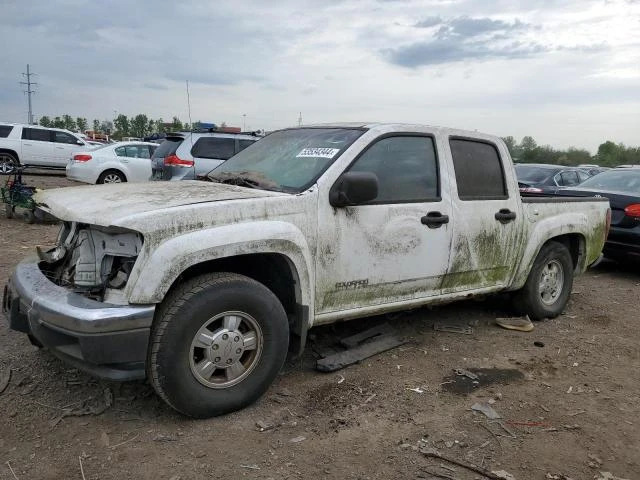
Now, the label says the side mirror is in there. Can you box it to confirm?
[77,140,84,145]
[329,171,379,207]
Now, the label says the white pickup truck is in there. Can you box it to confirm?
[3,123,610,418]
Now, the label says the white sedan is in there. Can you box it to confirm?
[66,141,158,184]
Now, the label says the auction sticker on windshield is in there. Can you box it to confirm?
[296,147,340,159]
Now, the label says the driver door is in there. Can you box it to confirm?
[315,134,453,317]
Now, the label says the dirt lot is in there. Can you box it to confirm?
[1,173,638,480]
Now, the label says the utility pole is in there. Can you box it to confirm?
[242,113,247,131]
[20,64,37,125]
[298,112,302,127]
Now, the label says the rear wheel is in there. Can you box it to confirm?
[0,153,18,175]
[513,241,573,320]
[147,272,289,418]
[97,170,126,184]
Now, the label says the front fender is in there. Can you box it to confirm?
[125,221,314,309]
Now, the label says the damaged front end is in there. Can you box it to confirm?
[38,222,143,302]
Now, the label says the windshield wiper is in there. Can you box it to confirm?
[207,170,281,191]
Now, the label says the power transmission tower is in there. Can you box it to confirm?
[298,112,302,127]
[20,64,37,124]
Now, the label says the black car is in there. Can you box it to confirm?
[515,163,592,193]
[554,168,640,262]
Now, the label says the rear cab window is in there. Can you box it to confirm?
[191,137,236,160]
[0,125,14,138]
[22,128,52,142]
[449,138,507,200]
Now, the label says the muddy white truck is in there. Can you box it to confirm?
[3,123,610,418]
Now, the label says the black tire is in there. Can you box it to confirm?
[4,203,14,219]
[22,209,35,224]
[513,241,574,320]
[97,170,126,184]
[147,272,289,418]
[0,152,18,175]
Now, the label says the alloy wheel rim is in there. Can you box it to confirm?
[0,156,15,174]
[189,311,263,389]
[539,259,564,305]
[103,174,122,183]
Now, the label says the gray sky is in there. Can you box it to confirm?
[1,0,638,152]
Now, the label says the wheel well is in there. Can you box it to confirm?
[546,233,584,270]
[174,253,300,322]
[99,169,127,182]
[0,148,19,161]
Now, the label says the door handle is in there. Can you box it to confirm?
[495,209,516,223]
[56,146,65,149]
[421,211,449,228]
[23,143,32,146]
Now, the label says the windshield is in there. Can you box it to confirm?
[514,164,558,183]
[577,169,640,194]
[208,128,365,192]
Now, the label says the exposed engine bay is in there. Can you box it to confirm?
[38,222,143,300]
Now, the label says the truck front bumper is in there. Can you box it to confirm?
[2,258,155,381]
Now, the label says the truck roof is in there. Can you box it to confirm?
[302,122,501,143]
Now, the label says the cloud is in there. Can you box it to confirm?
[143,82,169,90]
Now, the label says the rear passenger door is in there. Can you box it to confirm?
[115,144,154,182]
[52,131,84,166]
[21,128,55,166]
[441,137,522,293]
[190,137,236,176]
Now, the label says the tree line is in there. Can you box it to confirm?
[35,115,639,166]
[503,136,640,167]
[38,114,194,139]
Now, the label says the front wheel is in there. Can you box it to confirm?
[147,272,289,418]
[513,241,574,320]
[0,153,18,175]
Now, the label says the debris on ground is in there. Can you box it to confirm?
[545,474,575,480]
[153,433,178,442]
[441,368,524,395]
[256,420,274,432]
[289,435,306,443]
[418,444,513,480]
[239,464,260,470]
[471,402,502,419]
[339,322,394,348]
[454,368,479,380]
[534,341,545,347]
[0,368,11,395]
[492,470,516,480]
[316,334,407,372]
[407,387,425,394]
[495,316,534,332]
[587,453,603,469]
[433,322,474,335]
[50,388,113,428]
[594,473,630,480]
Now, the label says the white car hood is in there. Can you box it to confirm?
[35,180,286,226]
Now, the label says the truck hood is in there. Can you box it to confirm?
[35,180,287,226]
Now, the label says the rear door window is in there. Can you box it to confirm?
[559,171,580,186]
[0,125,13,138]
[23,128,52,142]
[191,137,236,160]
[450,139,507,200]
[238,139,256,153]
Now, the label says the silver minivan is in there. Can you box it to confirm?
[151,131,260,181]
